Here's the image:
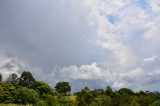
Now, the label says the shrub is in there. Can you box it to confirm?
[14,87,39,104]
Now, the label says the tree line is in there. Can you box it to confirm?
[0,71,160,106]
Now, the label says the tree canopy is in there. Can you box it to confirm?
[18,71,36,88]
[55,82,71,95]
[14,86,39,104]
[6,73,19,86]
[35,81,53,97]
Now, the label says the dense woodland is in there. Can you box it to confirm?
[0,71,160,106]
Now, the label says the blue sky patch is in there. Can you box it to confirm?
[107,15,119,24]
[136,0,150,9]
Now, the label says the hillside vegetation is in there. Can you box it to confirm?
[0,71,160,106]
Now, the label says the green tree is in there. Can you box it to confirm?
[138,95,156,106]
[77,87,94,106]
[118,88,134,95]
[105,86,113,96]
[0,82,15,103]
[110,92,122,106]
[6,73,19,86]
[55,81,71,95]
[35,81,53,97]
[19,71,36,88]
[14,86,39,104]
[117,88,135,106]
[91,88,105,97]
[99,95,111,106]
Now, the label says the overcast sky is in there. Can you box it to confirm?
[0,0,160,91]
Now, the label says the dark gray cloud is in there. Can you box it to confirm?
[0,0,106,70]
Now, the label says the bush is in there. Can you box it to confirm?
[0,82,15,103]
[77,87,94,106]
[35,100,47,106]
[14,87,39,104]
[149,100,160,106]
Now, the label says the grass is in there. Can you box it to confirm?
[0,104,32,106]
[69,96,76,101]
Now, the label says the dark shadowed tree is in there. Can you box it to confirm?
[6,73,19,86]
[118,88,134,95]
[117,88,134,105]
[105,86,113,96]
[111,92,122,106]
[0,73,2,82]
[19,71,36,88]
[55,82,71,95]
[91,88,105,97]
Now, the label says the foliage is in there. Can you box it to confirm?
[105,86,113,96]
[99,95,111,106]
[91,88,105,97]
[13,87,39,104]
[34,81,53,98]
[76,87,94,106]
[55,82,71,95]
[0,104,33,106]
[150,100,160,106]
[0,71,160,106]
[0,74,2,82]
[6,73,19,86]
[118,88,134,95]
[35,100,47,106]
[0,82,15,103]
[110,92,122,106]
[18,71,36,88]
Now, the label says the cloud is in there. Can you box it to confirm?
[148,0,160,12]
[83,0,160,90]
[144,18,160,43]
[143,55,158,62]
[0,0,104,67]
[59,62,103,80]
[0,55,22,80]
[0,0,160,91]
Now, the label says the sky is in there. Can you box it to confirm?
[0,0,160,92]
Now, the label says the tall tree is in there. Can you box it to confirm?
[0,73,2,82]
[105,86,113,96]
[19,71,36,88]
[55,82,71,95]
[6,73,19,86]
